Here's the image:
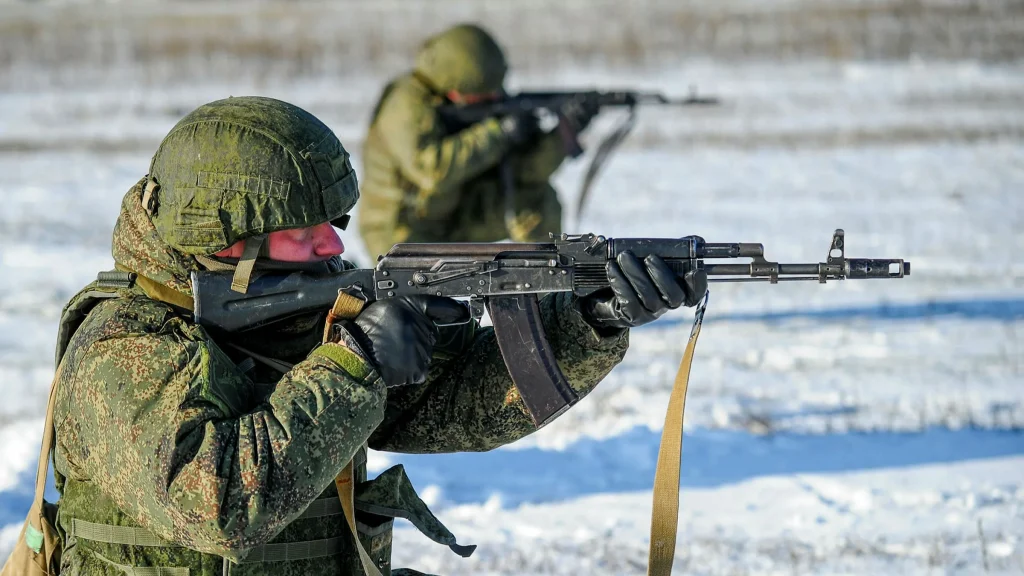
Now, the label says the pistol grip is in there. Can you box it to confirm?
[486,294,579,427]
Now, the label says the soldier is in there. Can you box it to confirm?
[47,96,705,575]
[359,23,596,259]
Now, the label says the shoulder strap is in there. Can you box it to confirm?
[54,290,122,368]
[55,272,134,368]
[32,367,61,510]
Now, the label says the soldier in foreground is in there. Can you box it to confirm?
[42,96,705,575]
[359,23,597,259]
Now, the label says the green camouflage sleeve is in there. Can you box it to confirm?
[369,292,628,453]
[375,80,512,221]
[56,297,386,559]
[514,131,568,184]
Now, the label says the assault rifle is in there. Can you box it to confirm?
[193,230,909,428]
[436,89,720,225]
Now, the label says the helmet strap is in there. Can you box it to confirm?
[230,233,268,294]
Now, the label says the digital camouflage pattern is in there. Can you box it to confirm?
[148,96,359,256]
[51,176,628,574]
[359,24,567,259]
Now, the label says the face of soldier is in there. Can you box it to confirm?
[214,222,345,262]
[447,90,500,105]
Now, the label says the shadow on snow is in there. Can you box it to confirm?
[653,296,1024,327]
[390,427,1024,508]
[1,427,1021,527]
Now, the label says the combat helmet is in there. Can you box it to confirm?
[142,96,357,290]
[414,23,507,95]
[145,96,357,255]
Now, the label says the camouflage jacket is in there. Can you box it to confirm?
[51,182,628,575]
[358,72,567,259]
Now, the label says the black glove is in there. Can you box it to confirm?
[342,296,470,387]
[581,250,708,330]
[499,112,541,146]
[560,97,601,132]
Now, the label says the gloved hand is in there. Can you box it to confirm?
[560,97,601,132]
[581,250,708,330]
[499,112,541,146]
[341,296,470,387]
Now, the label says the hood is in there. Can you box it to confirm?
[113,177,201,297]
[414,23,507,95]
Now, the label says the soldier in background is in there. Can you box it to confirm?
[359,23,597,259]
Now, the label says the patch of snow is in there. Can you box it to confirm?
[392,456,1024,575]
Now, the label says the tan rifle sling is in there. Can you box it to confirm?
[647,293,708,575]
[323,291,383,576]
[321,284,709,576]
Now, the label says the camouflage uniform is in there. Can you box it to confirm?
[52,97,628,575]
[359,24,567,259]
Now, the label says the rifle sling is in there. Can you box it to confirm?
[115,265,195,312]
[647,292,708,576]
[322,290,381,576]
[575,105,638,227]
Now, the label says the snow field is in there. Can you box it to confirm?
[0,58,1022,572]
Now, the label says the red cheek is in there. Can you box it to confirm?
[265,225,343,262]
[267,230,311,261]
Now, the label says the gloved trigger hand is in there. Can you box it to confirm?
[500,112,541,146]
[339,295,470,388]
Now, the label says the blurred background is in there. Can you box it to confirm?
[1,0,1022,573]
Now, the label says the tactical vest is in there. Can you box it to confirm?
[4,272,472,576]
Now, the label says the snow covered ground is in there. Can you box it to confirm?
[1,58,1022,573]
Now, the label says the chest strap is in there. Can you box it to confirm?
[68,495,345,563]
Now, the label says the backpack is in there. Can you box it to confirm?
[1,276,131,575]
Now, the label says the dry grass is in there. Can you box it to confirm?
[1,0,1022,89]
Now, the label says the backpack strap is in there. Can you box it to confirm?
[31,367,60,524]
[55,280,129,368]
